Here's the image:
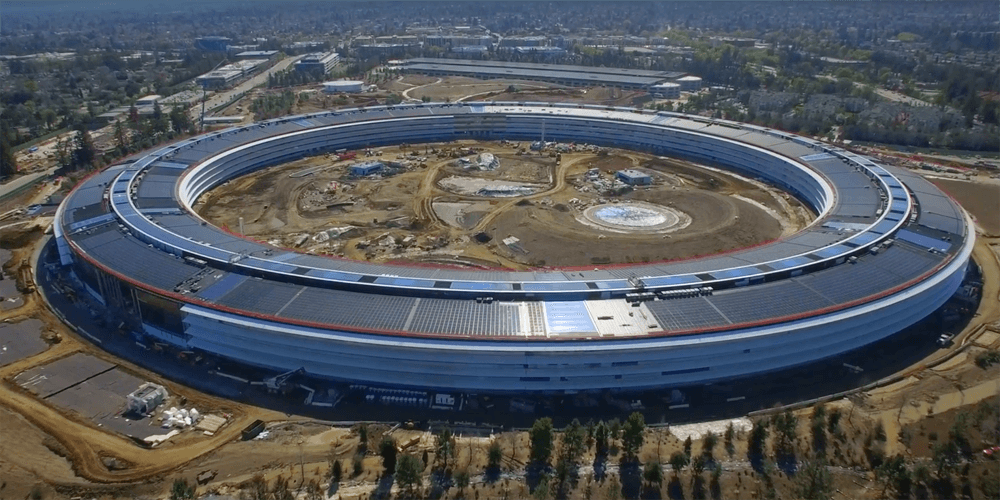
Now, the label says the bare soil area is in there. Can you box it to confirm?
[196,141,809,270]
[930,178,1000,235]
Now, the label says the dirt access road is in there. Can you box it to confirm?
[471,152,581,234]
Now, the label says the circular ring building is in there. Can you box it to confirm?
[55,102,974,394]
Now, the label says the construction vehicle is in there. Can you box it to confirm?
[16,260,35,293]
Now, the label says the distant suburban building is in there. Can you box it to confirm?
[426,34,493,47]
[135,95,161,106]
[196,59,269,89]
[676,76,703,92]
[649,82,681,99]
[322,80,365,93]
[195,36,231,52]
[295,52,340,74]
[514,46,567,58]
[451,45,489,55]
[709,36,758,48]
[159,90,204,107]
[355,43,420,58]
[616,169,652,185]
[351,35,375,47]
[235,50,279,61]
[284,41,327,54]
[226,44,259,54]
[499,36,547,48]
[376,35,420,45]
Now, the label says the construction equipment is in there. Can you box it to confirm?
[16,260,35,293]
[252,367,306,392]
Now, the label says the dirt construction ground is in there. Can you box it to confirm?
[197,141,811,270]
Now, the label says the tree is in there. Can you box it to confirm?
[40,108,57,130]
[396,453,423,494]
[330,458,342,484]
[530,417,555,466]
[112,120,130,156]
[702,431,718,461]
[827,408,842,439]
[710,464,722,500]
[54,135,72,169]
[811,405,828,458]
[795,460,833,500]
[562,418,587,466]
[553,454,574,499]
[358,424,369,454]
[594,421,610,457]
[379,436,398,473]
[772,411,798,458]
[533,473,552,500]
[488,440,503,472]
[748,419,769,463]
[609,419,622,443]
[724,423,736,457]
[691,455,706,476]
[71,125,97,170]
[691,455,707,500]
[669,452,689,476]
[435,427,456,472]
[932,440,959,477]
[169,105,190,134]
[620,412,646,461]
[351,453,364,477]
[454,469,470,497]
[875,454,911,499]
[170,478,196,500]
[0,128,16,179]
[643,461,663,488]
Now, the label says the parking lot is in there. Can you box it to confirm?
[0,319,48,366]
[14,352,164,439]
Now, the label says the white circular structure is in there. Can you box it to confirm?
[55,102,973,395]
[595,205,669,227]
[582,202,689,233]
[322,80,365,93]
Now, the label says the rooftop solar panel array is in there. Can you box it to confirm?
[196,272,249,301]
[216,279,303,315]
[408,299,520,336]
[79,231,201,290]
[709,280,833,325]
[646,297,730,331]
[278,287,415,331]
